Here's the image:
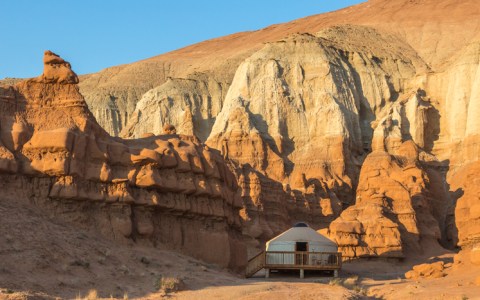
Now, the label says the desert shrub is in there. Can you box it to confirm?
[353,285,367,296]
[343,275,359,288]
[329,278,343,286]
[155,276,184,293]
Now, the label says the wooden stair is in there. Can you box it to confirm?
[245,251,265,278]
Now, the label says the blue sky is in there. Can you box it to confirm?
[1,0,364,79]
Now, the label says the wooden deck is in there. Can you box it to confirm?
[246,251,342,278]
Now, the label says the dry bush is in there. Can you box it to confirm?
[353,285,367,296]
[156,276,184,293]
[343,275,359,288]
[328,276,367,296]
[329,278,342,286]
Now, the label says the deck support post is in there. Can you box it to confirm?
[300,269,304,279]
[265,268,270,278]
[334,270,339,278]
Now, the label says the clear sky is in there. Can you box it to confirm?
[1,0,364,79]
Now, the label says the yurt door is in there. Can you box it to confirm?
[295,242,308,265]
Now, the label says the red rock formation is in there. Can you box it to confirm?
[3,0,480,266]
[37,50,79,84]
[0,51,246,270]
[405,261,446,279]
[329,114,443,258]
[203,27,431,252]
[235,164,342,253]
[58,0,480,262]
[450,162,480,250]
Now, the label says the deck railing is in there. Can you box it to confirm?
[246,251,342,277]
[265,251,341,268]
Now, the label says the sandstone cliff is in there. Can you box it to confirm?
[208,26,426,192]
[202,27,431,250]
[121,74,229,141]
[329,140,443,258]
[0,51,246,270]
[4,0,480,265]
[75,0,480,261]
[79,0,480,138]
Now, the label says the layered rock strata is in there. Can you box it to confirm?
[54,0,480,261]
[329,141,442,258]
[3,0,480,263]
[0,51,246,270]
[204,27,434,252]
[328,90,447,258]
[79,0,480,139]
[121,75,229,141]
[117,24,472,259]
[208,27,426,190]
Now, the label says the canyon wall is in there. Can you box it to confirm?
[78,0,480,138]
[3,0,480,262]
[121,74,229,141]
[0,51,246,270]
[81,2,480,259]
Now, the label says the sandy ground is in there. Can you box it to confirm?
[1,198,480,300]
[166,260,480,300]
[166,259,480,300]
[345,258,480,300]
[0,198,242,299]
[169,280,358,300]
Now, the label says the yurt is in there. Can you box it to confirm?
[265,222,338,265]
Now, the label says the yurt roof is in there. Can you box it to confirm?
[267,225,336,246]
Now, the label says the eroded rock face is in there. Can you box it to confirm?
[424,41,480,260]
[78,0,480,138]
[449,162,480,250]
[3,0,480,264]
[329,142,441,258]
[208,28,425,189]
[0,52,246,270]
[329,84,452,257]
[328,90,445,258]
[425,41,480,169]
[67,0,480,262]
[204,27,432,248]
[121,75,228,141]
[115,24,475,258]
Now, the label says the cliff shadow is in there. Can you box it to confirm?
[422,159,463,249]
[423,93,441,153]
[250,112,296,176]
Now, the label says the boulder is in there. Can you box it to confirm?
[405,261,445,279]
